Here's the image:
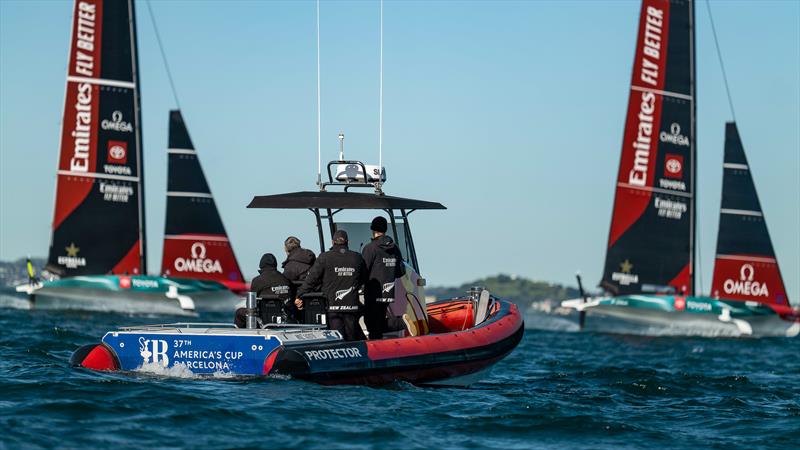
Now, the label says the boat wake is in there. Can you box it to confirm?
[524,301,580,332]
[0,294,32,310]
[584,320,745,338]
[27,292,197,317]
[135,362,238,380]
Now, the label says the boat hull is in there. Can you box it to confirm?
[17,275,239,314]
[70,298,524,387]
[562,295,799,338]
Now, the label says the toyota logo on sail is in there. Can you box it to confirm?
[723,263,769,297]
[664,153,683,179]
[107,140,128,164]
[174,242,223,274]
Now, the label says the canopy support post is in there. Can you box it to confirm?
[401,209,420,274]
[311,208,325,253]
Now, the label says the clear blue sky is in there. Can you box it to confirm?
[1,1,798,299]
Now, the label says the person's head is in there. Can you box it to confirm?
[332,229,349,247]
[284,236,301,254]
[370,216,388,237]
[258,253,278,272]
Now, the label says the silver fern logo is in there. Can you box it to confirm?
[335,287,354,301]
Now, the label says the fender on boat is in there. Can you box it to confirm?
[70,343,120,371]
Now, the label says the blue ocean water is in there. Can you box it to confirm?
[1,305,798,450]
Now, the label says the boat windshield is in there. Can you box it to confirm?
[335,221,412,265]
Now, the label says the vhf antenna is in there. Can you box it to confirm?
[338,133,345,160]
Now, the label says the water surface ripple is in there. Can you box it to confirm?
[0,306,798,449]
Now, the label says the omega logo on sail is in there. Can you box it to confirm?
[723,263,769,297]
[101,111,133,133]
[628,6,665,187]
[174,242,223,274]
[660,123,690,147]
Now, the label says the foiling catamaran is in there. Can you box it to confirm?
[16,0,243,313]
[70,159,525,385]
[561,0,799,337]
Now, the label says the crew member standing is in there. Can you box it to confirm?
[234,253,295,327]
[296,230,367,341]
[362,216,411,339]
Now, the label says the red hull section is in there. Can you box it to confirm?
[268,298,524,386]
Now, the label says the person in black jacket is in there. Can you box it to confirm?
[281,236,316,282]
[234,253,295,327]
[296,230,367,341]
[362,216,411,339]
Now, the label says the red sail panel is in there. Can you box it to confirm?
[710,123,790,306]
[162,236,244,287]
[712,256,787,305]
[53,81,101,229]
[47,0,145,277]
[602,0,695,296]
[160,110,245,288]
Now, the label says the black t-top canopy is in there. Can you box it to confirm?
[247,191,446,210]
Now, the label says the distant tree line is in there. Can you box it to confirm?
[426,274,586,308]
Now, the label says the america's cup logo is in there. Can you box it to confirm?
[174,242,223,274]
[139,337,169,366]
[723,263,769,297]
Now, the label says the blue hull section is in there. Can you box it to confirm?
[102,331,282,375]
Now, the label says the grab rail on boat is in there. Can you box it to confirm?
[118,322,237,330]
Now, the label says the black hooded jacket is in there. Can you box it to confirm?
[282,248,316,282]
[297,244,367,313]
[362,235,405,303]
[250,254,295,302]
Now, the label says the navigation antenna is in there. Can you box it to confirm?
[316,0,322,189]
[378,0,384,184]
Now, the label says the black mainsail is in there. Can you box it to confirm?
[47,0,146,276]
[601,0,696,296]
[160,110,245,290]
[710,122,790,306]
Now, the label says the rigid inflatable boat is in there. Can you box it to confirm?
[71,292,522,386]
[71,159,524,385]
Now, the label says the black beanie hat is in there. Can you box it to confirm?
[370,216,388,233]
[333,229,349,245]
[258,253,278,270]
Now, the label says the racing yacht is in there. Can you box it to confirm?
[560,0,798,337]
[16,0,241,314]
